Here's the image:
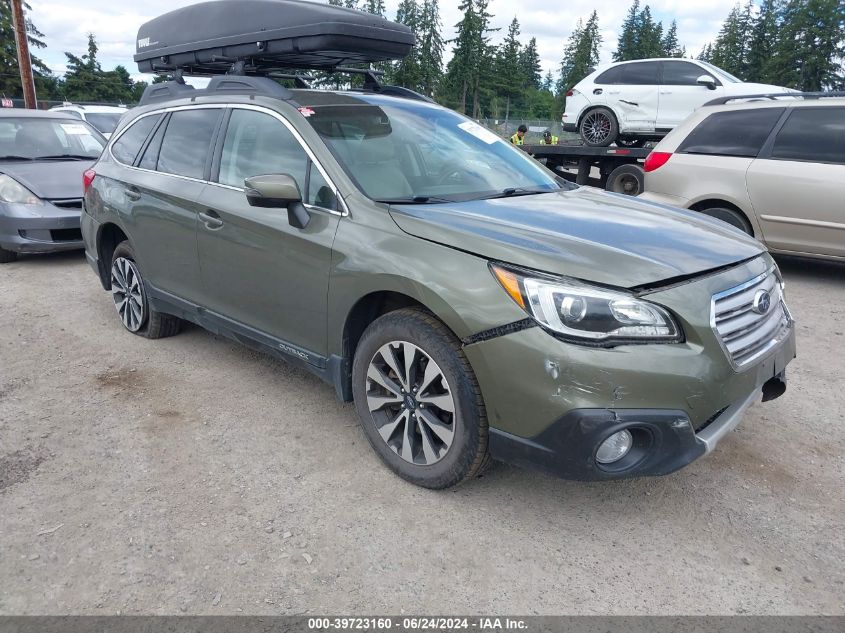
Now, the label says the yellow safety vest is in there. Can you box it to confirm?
[541,135,559,145]
[510,133,524,146]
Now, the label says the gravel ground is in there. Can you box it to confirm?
[1,251,843,615]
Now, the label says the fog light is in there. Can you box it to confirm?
[596,430,633,464]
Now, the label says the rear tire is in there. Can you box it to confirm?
[110,241,181,339]
[606,164,645,196]
[579,107,618,147]
[352,308,489,489]
[697,207,753,235]
[0,246,17,263]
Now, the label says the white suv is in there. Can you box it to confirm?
[639,94,845,261]
[49,104,128,139]
[562,58,791,147]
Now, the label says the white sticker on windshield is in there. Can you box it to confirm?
[60,123,90,135]
[457,121,500,145]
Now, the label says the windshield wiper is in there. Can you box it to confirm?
[375,195,455,204]
[478,187,558,200]
[0,155,35,161]
[34,154,97,161]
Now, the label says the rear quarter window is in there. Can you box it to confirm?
[111,115,160,165]
[594,66,623,85]
[678,108,785,158]
[770,107,845,165]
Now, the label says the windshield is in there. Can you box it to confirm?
[0,117,105,160]
[304,97,560,202]
[698,61,741,84]
[85,113,123,134]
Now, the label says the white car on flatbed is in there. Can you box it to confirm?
[562,58,792,147]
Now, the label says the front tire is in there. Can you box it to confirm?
[0,246,18,263]
[352,308,489,489]
[580,107,618,147]
[110,241,181,339]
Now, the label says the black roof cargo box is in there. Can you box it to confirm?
[134,0,414,75]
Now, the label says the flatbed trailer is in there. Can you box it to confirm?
[523,142,650,196]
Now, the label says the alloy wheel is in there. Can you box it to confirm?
[111,257,146,332]
[365,341,456,466]
[582,111,613,144]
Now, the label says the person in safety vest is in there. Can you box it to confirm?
[541,130,559,145]
[510,124,527,145]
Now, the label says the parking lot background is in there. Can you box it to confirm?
[1,252,843,614]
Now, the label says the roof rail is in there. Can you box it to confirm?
[138,75,293,106]
[704,91,845,106]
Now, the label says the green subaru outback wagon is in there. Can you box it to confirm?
[81,77,795,488]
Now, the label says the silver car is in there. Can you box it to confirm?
[0,109,105,263]
[639,94,845,261]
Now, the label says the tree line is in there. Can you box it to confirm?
[698,0,844,91]
[2,0,843,115]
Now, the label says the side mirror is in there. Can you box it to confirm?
[696,74,717,90]
[244,174,310,229]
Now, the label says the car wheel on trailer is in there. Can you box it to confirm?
[606,164,645,196]
[351,308,490,489]
[579,107,618,147]
[696,207,753,235]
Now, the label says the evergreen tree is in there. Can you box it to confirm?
[440,0,497,116]
[361,0,385,16]
[0,0,55,99]
[746,0,782,83]
[614,0,640,62]
[557,11,601,113]
[709,2,754,78]
[770,0,845,90]
[697,42,714,63]
[417,0,444,96]
[661,20,685,57]
[60,34,138,103]
[494,17,523,116]
[390,0,422,88]
[519,37,542,90]
[637,6,664,58]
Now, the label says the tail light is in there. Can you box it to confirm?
[643,151,672,173]
[566,89,574,97]
[83,169,96,194]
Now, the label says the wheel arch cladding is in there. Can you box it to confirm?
[97,222,129,289]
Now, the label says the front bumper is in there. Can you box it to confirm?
[464,255,796,481]
[0,201,83,254]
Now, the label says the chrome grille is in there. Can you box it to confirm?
[711,268,792,370]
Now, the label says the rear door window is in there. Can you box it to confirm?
[620,62,660,85]
[157,109,221,180]
[111,115,159,165]
[678,108,785,157]
[770,107,845,165]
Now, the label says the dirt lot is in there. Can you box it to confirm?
[1,251,843,615]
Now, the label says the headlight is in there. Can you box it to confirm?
[0,174,42,205]
[491,263,682,345]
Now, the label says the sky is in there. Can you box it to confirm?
[28,0,743,84]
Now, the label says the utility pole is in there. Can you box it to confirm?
[10,0,38,108]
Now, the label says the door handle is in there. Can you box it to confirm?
[593,88,603,95]
[198,210,224,229]
[125,187,141,201]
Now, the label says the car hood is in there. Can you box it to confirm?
[0,160,92,200]
[388,187,764,288]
